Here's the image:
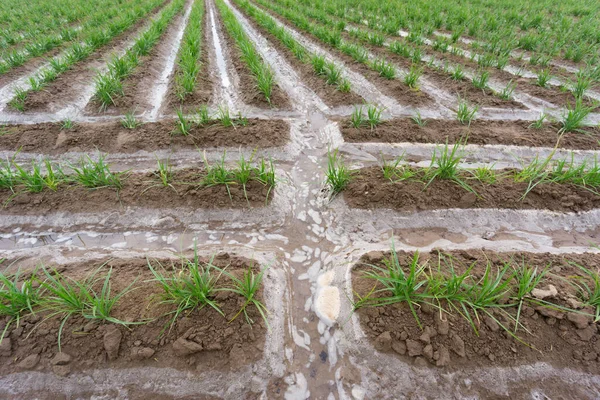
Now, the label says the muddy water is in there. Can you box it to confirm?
[0,0,600,398]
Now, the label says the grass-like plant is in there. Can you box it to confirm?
[559,99,595,133]
[570,263,600,322]
[325,149,351,195]
[221,263,269,328]
[536,69,551,88]
[70,154,125,189]
[456,99,478,125]
[0,266,39,342]
[424,140,476,194]
[403,64,422,89]
[121,112,142,129]
[370,58,395,79]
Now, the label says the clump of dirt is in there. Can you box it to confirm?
[234,2,364,108]
[344,166,600,213]
[340,118,600,150]
[0,168,273,214]
[0,119,289,154]
[352,250,600,371]
[0,254,267,377]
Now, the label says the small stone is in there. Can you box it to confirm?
[134,340,142,347]
[423,344,434,360]
[375,331,392,352]
[172,337,203,356]
[436,317,449,336]
[577,326,595,342]
[17,354,40,370]
[392,341,406,355]
[567,313,590,330]
[51,352,71,365]
[399,331,409,341]
[483,316,499,332]
[566,297,584,309]
[52,364,71,377]
[435,345,451,367]
[531,285,558,300]
[451,334,466,358]
[103,326,122,361]
[131,347,155,360]
[0,338,12,357]
[406,339,423,357]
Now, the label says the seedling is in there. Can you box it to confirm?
[121,112,141,129]
[472,70,489,90]
[366,104,383,129]
[404,65,422,89]
[529,112,547,129]
[559,99,595,133]
[498,80,516,100]
[0,267,39,342]
[174,108,192,136]
[70,154,125,189]
[456,99,478,125]
[411,111,427,127]
[350,106,364,128]
[221,263,269,327]
[536,69,551,88]
[371,58,395,79]
[61,119,74,130]
[425,140,475,194]
[325,149,351,195]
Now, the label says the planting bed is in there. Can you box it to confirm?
[1,0,600,397]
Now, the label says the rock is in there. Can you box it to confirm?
[51,352,71,365]
[413,357,429,368]
[423,344,434,360]
[577,326,596,342]
[436,317,449,336]
[406,339,423,357]
[419,329,431,344]
[18,354,40,370]
[483,316,499,332]
[566,296,584,309]
[392,341,407,355]
[103,326,122,361]
[435,345,451,367]
[567,313,590,330]
[375,331,392,352]
[0,338,12,357]
[172,337,203,356]
[531,285,558,300]
[131,347,155,360]
[451,335,466,358]
[52,364,71,377]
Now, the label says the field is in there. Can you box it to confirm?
[0,0,600,398]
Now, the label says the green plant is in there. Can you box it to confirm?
[174,107,193,136]
[61,118,74,130]
[350,106,364,128]
[472,70,489,90]
[311,54,326,75]
[221,263,269,327]
[121,112,141,129]
[529,112,547,129]
[326,149,351,195]
[366,104,383,129]
[451,65,465,81]
[425,140,475,194]
[456,99,478,125]
[411,111,427,127]
[403,64,422,89]
[371,58,395,79]
[498,80,516,100]
[196,105,211,125]
[536,69,551,88]
[337,78,351,92]
[511,262,549,332]
[559,99,594,133]
[570,263,600,322]
[70,154,124,189]
[0,267,39,342]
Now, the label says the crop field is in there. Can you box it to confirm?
[0,0,600,398]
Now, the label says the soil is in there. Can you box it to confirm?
[249,2,434,108]
[215,4,290,110]
[21,3,168,113]
[0,118,289,154]
[166,6,214,112]
[0,49,63,91]
[339,118,600,150]
[352,249,600,371]
[0,168,273,214]
[233,1,364,108]
[344,166,600,213]
[0,254,267,376]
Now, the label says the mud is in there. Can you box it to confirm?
[0,168,273,214]
[0,255,266,376]
[340,118,600,150]
[352,249,600,371]
[345,166,600,213]
[0,118,289,154]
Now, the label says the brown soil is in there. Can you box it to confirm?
[352,249,600,371]
[233,2,364,108]
[339,118,600,150]
[0,118,288,154]
[166,7,214,112]
[514,78,599,110]
[250,3,433,108]
[0,49,63,90]
[356,39,527,110]
[344,166,600,213]
[215,5,290,110]
[21,3,167,113]
[1,168,273,214]
[0,254,267,376]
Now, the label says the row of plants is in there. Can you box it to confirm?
[233,0,351,93]
[0,151,277,202]
[93,0,185,110]
[174,0,205,101]
[0,0,148,75]
[215,0,277,105]
[8,0,166,112]
[0,252,270,350]
[351,243,600,343]
[248,0,423,93]
[325,141,600,199]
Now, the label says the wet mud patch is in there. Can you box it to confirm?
[215,4,290,110]
[0,255,267,377]
[352,250,600,371]
[339,118,600,150]
[0,118,289,154]
[234,3,364,108]
[344,166,600,213]
[0,168,273,214]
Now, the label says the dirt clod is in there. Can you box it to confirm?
[104,326,122,361]
[18,354,40,370]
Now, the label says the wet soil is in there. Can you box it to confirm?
[166,7,214,112]
[340,118,600,150]
[0,168,273,214]
[215,4,290,110]
[21,4,168,113]
[249,3,433,108]
[233,2,364,108]
[344,166,600,213]
[0,118,289,154]
[352,249,600,371]
[0,254,266,376]
[0,49,63,91]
